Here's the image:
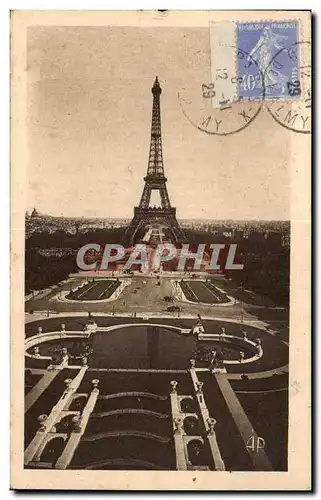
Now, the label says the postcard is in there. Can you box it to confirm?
[11,10,311,490]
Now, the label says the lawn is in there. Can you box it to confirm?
[67,279,120,301]
[180,280,228,304]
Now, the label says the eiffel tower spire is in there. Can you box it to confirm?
[126,77,186,246]
[146,76,165,178]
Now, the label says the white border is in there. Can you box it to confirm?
[4,3,316,497]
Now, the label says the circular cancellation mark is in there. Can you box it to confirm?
[265,41,311,134]
[178,47,265,136]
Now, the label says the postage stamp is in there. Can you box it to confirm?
[237,21,300,100]
[209,21,265,108]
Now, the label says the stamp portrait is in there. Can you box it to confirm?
[237,21,300,100]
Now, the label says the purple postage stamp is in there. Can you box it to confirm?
[237,21,300,100]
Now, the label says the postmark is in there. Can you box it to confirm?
[178,21,267,136]
[266,41,311,133]
[178,44,265,136]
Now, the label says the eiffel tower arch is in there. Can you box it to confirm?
[125,77,186,246]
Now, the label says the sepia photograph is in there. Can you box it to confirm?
[11,10,311,490]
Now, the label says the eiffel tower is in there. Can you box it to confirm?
[126,77,186,246]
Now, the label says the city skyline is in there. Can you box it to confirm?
[25,209,290,225]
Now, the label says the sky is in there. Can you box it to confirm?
[27,25,291,220]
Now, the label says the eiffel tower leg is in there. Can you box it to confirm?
[160,185,171,210]
[168,216,187,244]
[139,184,152,209]
[124,215,145,246]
